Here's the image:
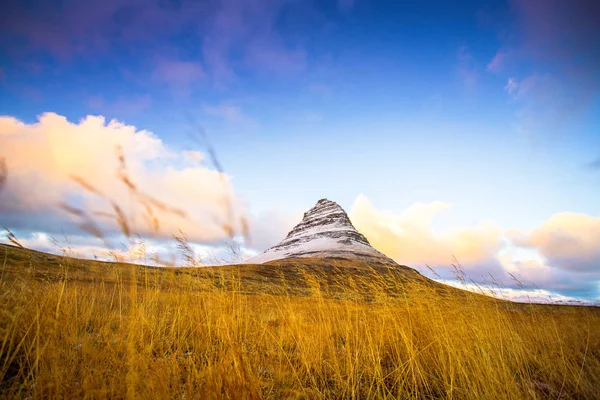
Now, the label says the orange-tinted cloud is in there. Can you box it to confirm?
[0,112,244,243]
[349,194,502,268]
[510,212,600,272]
[347,195,598,298]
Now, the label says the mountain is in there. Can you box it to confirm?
[246,198,398,265]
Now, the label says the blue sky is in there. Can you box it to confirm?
[1,0,599,302]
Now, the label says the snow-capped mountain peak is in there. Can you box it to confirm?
[245,198,397,264]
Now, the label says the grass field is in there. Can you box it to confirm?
[1,243,599,399]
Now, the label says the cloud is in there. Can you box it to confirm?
[0,1,208,59]
[245,208,301,253]
[203,104,245,122]
[202,0,307,81]
[202,103,260,130]
[486,50,507,72]
[182,150,204,165]
[243,31,307,75]
[0,112,245,244]
[499,289,597,305]
[0,0,312,85]
[503,73,579,135]
[153,59,205,98]
[496,251,600,299]
[154,60,205,85]
[457,45,478,89]
[504,77,519,97]
[349,194,503,269]
[512,0,599,70]
[347,195,599,298]
[588,157,600,170]
[490,0,600,134]
[510,212,600,273]
[441,278,597,304]
[457,46,477,87]
[87,94,152,117]
[2,230,252,267]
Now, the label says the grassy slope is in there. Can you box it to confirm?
[1,243,599,399]
[0,243,440,297]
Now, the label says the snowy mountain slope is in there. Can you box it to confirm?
[245,199,397,264]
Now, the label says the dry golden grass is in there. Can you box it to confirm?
[1,244,599,399]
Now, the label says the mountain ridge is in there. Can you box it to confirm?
[246,198,399,265]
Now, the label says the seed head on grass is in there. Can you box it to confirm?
[4,227,23,248]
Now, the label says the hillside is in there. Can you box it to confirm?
[0,242,441,296]
[1,243,600,399]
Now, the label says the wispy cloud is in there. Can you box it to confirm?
[154,60,205,85]
[153,59,205,98]
[488,0,600,135]
[0,0,316,86]
[503,74,575,135]
[201,0,308,82]
[457,45,478,89]
[203,104,245,122]
[588,157,600,170]
[87,94,152,117]
[486,50,507,73]
[504,77,519,97]
[202,103,260,129]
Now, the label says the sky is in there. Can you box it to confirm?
[1,0,599,303]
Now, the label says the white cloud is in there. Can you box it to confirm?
[440,279,596,305]
[246,208,301,252]
[505,77,519,97]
